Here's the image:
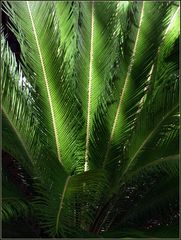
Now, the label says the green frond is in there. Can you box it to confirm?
[120,174,178,225]
[1,34,40,174]
[122,74,179,177]
[2,198,30,223]
[90,2,172,169]
[1,1,179,237]
[4,1,83,173]
[2,172,30,222]
[32,169,108,237]
[128,153,179,183]
[69,2,119,170]
[54,2,80,90]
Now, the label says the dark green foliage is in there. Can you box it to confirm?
[1,1,180,238]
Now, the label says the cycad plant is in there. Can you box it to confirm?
[1,1,180,238]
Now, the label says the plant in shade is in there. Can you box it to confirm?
[1,1,179,238]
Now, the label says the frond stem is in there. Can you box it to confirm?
[55,176,71,234]
[103,2,145,167]
[84,2,95,171]
[26,2,62,165]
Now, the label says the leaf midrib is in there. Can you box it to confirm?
[55,176,71,234]
[84,2,95,172]
[26,1,62,164]
[103,2,145,167]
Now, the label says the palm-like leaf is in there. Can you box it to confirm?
[121,174,179,225]
[4,1,83,172]
[1,33,40,174]
[2,159,31,222]
[33,169,108,237]
[2,1,179,238]
[2,179,30,222]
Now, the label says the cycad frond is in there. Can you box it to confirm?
[33,169,108,237]
[4,1,82,172]
[1,1,179,238]
[124,73,179,178]
[91,2,173,169]
[65,2,119,171]
[120,174,179,225]
[2,170,30,222]
[1,33,40,174]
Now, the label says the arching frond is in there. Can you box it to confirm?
[120,174,179,225]
[66,2,119,170]
[90,2,172,169]
[1,33,40,174]
[3,1,83,172]
[122,72,179,179]
[32,169,108,237]
[2,171,30,222]
[1,1,179,237]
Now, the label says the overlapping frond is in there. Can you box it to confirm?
[90,2,173,169]
[69,2,119,170]
[32,169,108,237]
[1,33,40,174]
[1,1,179,237]
[120,174,179,225]
[54,1,80,90]
[3,1,83,172]
[122,65,179,179]
[2,171,30,222]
